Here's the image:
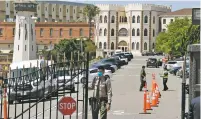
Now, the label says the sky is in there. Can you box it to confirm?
[66,0,200,11]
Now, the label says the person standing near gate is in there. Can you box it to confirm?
[89,66,113,119]
[162,69,169,91]
[189,96,200,119]
[139,66,146,91]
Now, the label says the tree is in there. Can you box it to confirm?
[83,5,100,40]
[155,17,200,56]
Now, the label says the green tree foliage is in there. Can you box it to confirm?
[156,17,200,56]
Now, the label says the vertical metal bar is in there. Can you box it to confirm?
[56,63,59,119]
[42,60,47,119]
[69,52,73,119]
[28,63,32,119]
[84,52,89,119]
[35,61,39,119]
[181,54,187,119]
[76,52,80,119]
[62,54,66,119]
[22,65,25,119]
[49,55,53,119]
[7,68,11,119]
[14,67,18,119]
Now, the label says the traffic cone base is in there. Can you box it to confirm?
[139,112,151,114]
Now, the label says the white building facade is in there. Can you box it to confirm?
[95,4,171,56]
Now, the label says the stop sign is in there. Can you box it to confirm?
[58,97,76,115]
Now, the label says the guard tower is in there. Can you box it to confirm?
[12,0,37,63]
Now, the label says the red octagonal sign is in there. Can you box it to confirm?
[58,97,76,115]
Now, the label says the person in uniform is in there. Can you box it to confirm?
[162,69,169,91]
[89,66,113,119]
[139,66,146,91]
[189,96,200,119]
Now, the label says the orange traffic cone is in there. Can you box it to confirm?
[139,90,151,114]
[146,92,153,110]
[151,91,158,107]
[156,84,161,98]
[155,90,159,104]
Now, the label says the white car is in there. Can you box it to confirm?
[165,61,184,70]
[74,68,113,84]
[113,56,128,64]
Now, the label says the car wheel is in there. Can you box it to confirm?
[105,75,110,79]
[111,68,115,73]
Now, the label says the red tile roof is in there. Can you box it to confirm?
[160,8,192,16]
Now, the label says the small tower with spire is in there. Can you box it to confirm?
[12,0,37,63]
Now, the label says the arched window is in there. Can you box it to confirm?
[111,16,115,23]
[99,15,102,23]
[124,17,127,22]
[136,42,139,50]
[104,28,107,36]
[111,42,114,50]
[137,28,140,36]
[111,29,115,36]
[137,16,140,23]
[69,28,72,36]
[132,16,135,23]
[50,28,53,37]
[144,16,148,23]
[104,16,107,23]
[153,29,155,37]
[104,42,107,49]
[59,28,63,37]
[153,16,155,24]
[99,42,102,49]
[79,28,83,36]
[132,28,135,36]
[132,42,135,49]
[152,43,155,49]
[121,17,124,22]
[144,42,147,50]
[118,28,128,36]
[99,29,102,36]
[144,28,148,36]
[120,16,121,22]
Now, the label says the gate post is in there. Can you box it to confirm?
[84,52,89,119]
[3,78,8,119]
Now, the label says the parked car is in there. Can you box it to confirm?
[74,68,112,84]
[111,56,128,65]
[146,58,158,68]
[142,52,155,56]
[99,58,121,69]
[91,63,117,73]
[113,53,131,61]
[123,52,134,59]
[155,52,163,56]
[164,61,177,70]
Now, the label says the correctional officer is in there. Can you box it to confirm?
[89,66,113,119]
[189,96,200,119]
[139,66,146,91]
[162,69,169,91]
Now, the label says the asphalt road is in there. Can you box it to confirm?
[1,56,184,119]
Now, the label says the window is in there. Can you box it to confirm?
[25,45,26,51]
[144,28,148,36]
[7,3,8,7]
[152,43,155,49]
[90,69,98,73]
[32,45,33,51]
[18,45,19,50]
[144,16,148,23]
[53,8,54,11]
[163,19,166,24]
[124,17,127,22]
[153,29,155,37]
[104,42,107,49]
[99,15,102,23]
[162,29,166,32]
[69,28,72,36]
[40,28,43,37]
[137,16,140,23]
[104,28,107,36]
[118,28,128,36]
[137,28,140,36]
[111,42,114,50]
[19,25,20,40]
[111,16,115,23]
[132,16,135,23]
[111,29,114,36]
[132,42,135,50]
[132,28,135,36]
[13,28,15,36]
[60,28,63,37]
[50,28,53,37]
[120,16,121,22]
[144,42,147,50]
[153,16,155,24]
[99,42,102,49]
[79,28,83,36]
[104,16,107,23]
[171,19,173,23]
[0,28,3,36]
[25,24,27,40]
[136,42,139,50]
[99,29,102,36]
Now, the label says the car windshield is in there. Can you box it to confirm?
[168,61,177,64]
[148,58,157,61]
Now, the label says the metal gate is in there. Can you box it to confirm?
[0,52,89,119]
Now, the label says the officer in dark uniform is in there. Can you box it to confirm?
[139,66,146,91]
[162,70,168,91]
[189,96,200,119]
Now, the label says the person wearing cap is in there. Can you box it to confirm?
[139,66,146,91]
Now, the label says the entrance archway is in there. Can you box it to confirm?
[118,41,128,52]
